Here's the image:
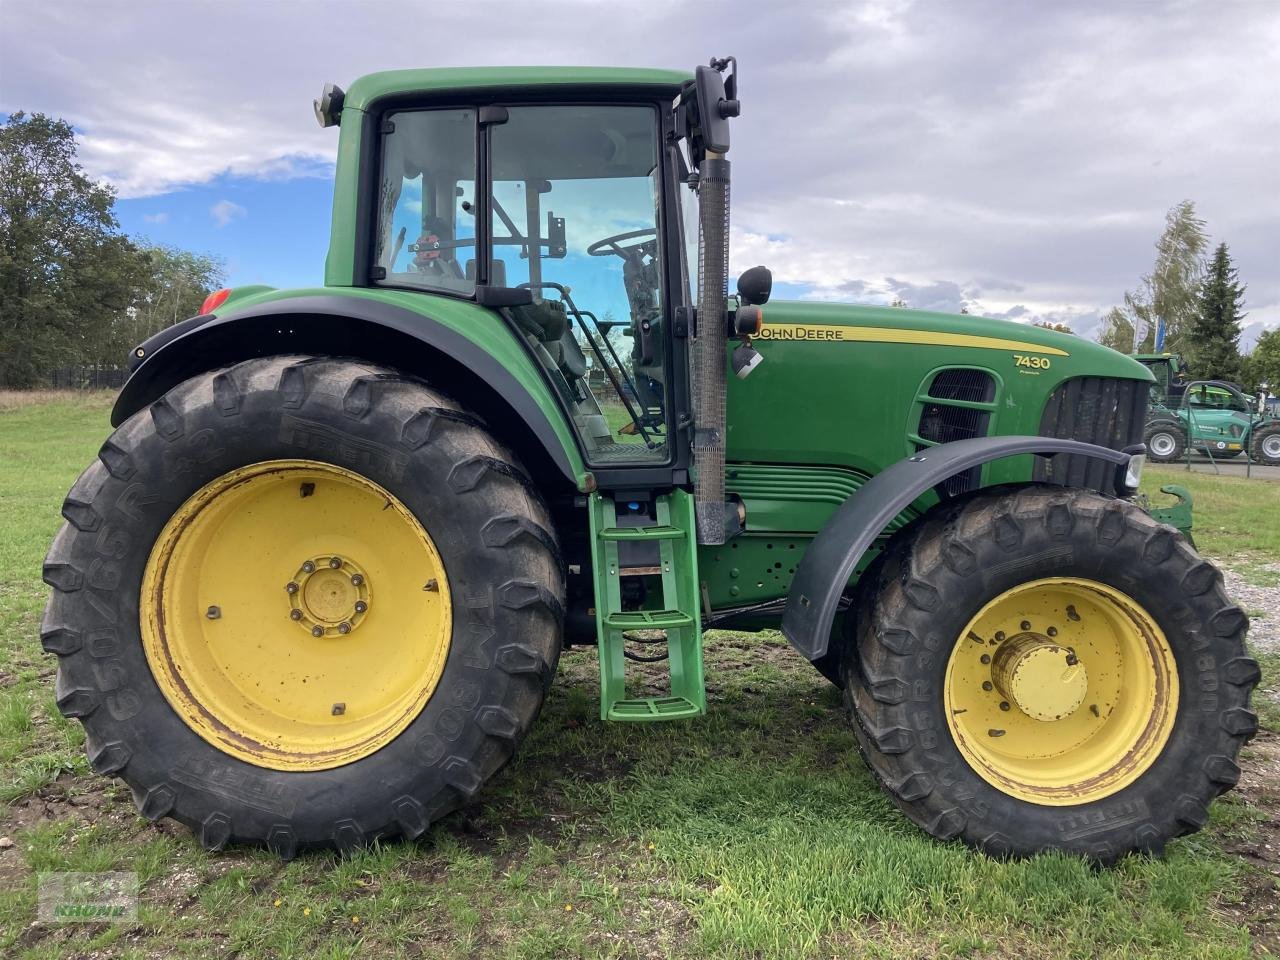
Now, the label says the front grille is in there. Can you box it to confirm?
[1035,376,1148,495]
[917,369,996,497]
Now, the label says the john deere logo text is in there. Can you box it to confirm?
[756,324,848,341]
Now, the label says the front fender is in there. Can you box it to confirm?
[112,292,587,487]
[780,436,1139,661]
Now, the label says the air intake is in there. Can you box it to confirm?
[915,369,996,497]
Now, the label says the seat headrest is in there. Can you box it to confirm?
[464,259,507,286]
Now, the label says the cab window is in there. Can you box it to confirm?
[375,109,477,295]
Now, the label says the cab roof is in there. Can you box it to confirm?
[343,67,692,113]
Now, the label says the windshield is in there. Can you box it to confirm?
[489,104,669,465]
[1187,385,1249,413]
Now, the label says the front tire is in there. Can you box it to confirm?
[845,486,1258,860]
[42,356,563,856]
[1144,421,1186,462]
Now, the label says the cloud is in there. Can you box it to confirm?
[1,0,1276,334]
[210,199,246,228]
[141,212,168,224]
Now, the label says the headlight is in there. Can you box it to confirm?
[1124,453,1146,492]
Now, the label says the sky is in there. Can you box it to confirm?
[2,0,1277,346]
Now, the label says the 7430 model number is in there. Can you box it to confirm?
[1013,354,1052,370]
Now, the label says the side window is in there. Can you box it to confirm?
[375,109,476,295]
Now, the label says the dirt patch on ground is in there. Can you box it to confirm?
[1218,730,1280,953]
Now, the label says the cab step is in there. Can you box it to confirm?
[588,490,705,723]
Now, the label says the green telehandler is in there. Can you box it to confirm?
[1133,355,1280,464]
[44,58,1257,862]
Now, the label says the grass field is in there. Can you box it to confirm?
[0,393,1277,959]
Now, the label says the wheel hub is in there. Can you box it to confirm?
[944,578,1178,805]
[288,556,370,636]
[991,633,1087,721]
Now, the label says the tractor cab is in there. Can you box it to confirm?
[374,100,681,465]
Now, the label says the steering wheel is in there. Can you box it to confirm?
[586,228,657,258]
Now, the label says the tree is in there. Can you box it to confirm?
[1243,327,1280,397]
[1032,320,1075,335]
[1097,306,1135,352]
[0,112,148,385]
[1148,200,1208,355]
[1185,242,1245,382]
[83,245,224,367]
[1096,200,1208,355]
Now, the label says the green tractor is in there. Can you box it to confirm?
[1135,354,1280,464]
[44,59,1258,862]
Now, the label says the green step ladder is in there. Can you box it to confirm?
[588,489,705,721]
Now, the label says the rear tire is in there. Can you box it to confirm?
[1250,423,1280,465]
[42,356,563,857]
[844,486,1258,861]
[1144,421,1186,462]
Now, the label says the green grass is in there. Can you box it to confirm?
[0,394,1276,959]
[1142,465,1280,562]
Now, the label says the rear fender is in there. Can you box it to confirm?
[780,436,1139,661]
[112,294,585,488]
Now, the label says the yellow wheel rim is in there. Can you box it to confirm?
[141,460,452,771]
[944,578,1178,805]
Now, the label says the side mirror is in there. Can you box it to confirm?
[736,265,772,306]
[694,63,735,155]
[313,82,345,128]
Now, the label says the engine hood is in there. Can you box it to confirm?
[754,300,1154,383]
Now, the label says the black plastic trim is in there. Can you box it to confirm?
[110,295,579,485]
[780,435,1135,662]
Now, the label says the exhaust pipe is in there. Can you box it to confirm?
[691,154,731,545]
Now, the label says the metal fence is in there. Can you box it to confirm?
[41,367,127,390]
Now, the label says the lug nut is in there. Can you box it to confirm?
[994,631,1005,642]
[290,609,303,621]
[354,600,367,614]
[1047,626,1058,637]
[299,482,315,498]
[312,625,324,637]
[982,681,993,691]
[286,581,299,594]
[329,557,342,569]
[999,701,1011,711]
[350,573,364,586]
[206,606,221,620]
[302,561,315,574]
[338,622,351,635]
[1020,620,1031,631]
[980,654,991,664]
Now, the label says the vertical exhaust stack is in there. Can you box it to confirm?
[684,57,739,546]
[691,156,731,544]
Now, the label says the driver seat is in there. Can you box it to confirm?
[511,299,587,382]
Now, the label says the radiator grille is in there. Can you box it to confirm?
[1035,376,1148,495]
[916,369,996,497]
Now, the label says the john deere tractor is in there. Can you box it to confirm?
[44,59,1258,862]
